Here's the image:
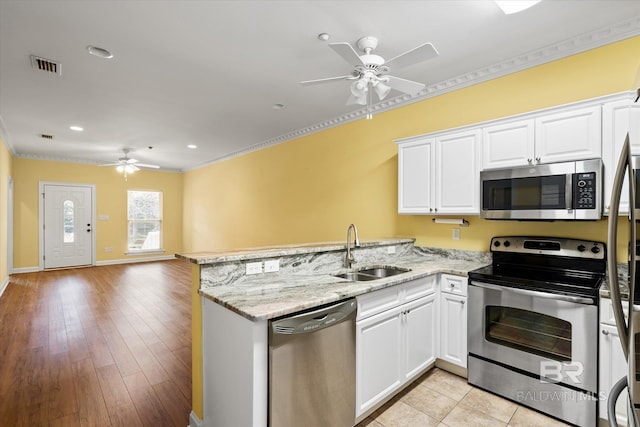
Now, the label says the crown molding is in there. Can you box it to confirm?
[13,152,182,173]
[187,15,640,171]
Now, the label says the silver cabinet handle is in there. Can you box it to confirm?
[602,329,609,335]
[461,300,465,305]
[449,283,455,288]
[429,208,433,212]
[535,157,541,162]
[527,158,532,164]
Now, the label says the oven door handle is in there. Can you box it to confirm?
[469,280,595,305]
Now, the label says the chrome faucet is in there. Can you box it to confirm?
[345,223,361,269]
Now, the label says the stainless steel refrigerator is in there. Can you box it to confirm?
[607,130,640,427]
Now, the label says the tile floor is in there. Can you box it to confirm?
[357,368,571,427]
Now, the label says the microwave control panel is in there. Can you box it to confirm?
[573,172,597,209]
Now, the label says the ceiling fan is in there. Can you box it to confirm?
[100,148,159,177]
[301,36,439,109]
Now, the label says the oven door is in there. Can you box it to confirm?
[468,280,598,393]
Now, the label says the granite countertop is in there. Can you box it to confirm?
[196,247,489,321]
[177,238,415,264]
[600,263,630,300]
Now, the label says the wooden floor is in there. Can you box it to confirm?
[0,260,193,426]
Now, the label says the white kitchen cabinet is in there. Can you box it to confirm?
[482,104,602,170]
[397,137,435,214]
[534,105,601,164]
[355,275,437,418]
[439,274,467,368]
[602,98,632,215]
[396,130,480,215]
[599,323,629,426]
[482,119,535,169]
[435,129,481,214]
[404,293,438,381]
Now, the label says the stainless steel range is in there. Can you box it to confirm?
[467,236,606,427]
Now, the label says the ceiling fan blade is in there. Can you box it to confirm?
[136,163,160,169]
[385,42,439,69]
[385,76,426,97]
[99,163,120,167]
[300,75,355,86]
[329,42,365,66]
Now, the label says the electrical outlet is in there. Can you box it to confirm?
[387,246,396,254]
[104,246,113,252]
[452,228,461,240]
[264,259,280,272]
[246,261,263,275]
[98,214,109,220]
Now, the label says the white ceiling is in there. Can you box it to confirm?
[1,0,639,172]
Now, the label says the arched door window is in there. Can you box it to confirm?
[63,200,74,243]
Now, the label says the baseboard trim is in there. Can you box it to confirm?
[189,411,203,427]
[11,266,39,274]
[96,254,176,266]
[0,276,9,297]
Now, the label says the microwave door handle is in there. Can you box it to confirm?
[566,173,573,210]
[608,132,631,358]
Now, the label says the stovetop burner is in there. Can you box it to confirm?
[468,236,606,299]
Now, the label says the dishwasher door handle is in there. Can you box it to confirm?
[271,298,357,336]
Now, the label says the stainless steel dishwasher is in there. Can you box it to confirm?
[269,298,356,427]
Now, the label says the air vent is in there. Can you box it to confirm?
[40,134,54,140]
[30,55,61,75]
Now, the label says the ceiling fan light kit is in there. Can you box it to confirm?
[100,148,160,180]
[301,35,438,119]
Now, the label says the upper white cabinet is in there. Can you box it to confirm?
[483,119,535,169]
[397,138,435,214]
[482,106,601,169]
[534,105,602,164]
[435,129,481,214]
[602,99,631,215]
[397,130,480,215]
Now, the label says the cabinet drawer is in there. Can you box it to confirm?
[357,285,403,321]
[404,275,437,302]
[440,274,467,296]
[600,297,628,326]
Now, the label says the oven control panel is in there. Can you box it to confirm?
[491,236,605,259]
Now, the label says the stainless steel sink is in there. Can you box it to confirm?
[333,266,411,281]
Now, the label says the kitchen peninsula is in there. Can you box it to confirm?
[178,238,489,427]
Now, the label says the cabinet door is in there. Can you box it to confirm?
[439,292,467,368]
[403,294,438,382]
[356,306,404,417]
[599,323,629,426]
[482,119,535,169]
[602,99,631,215]
[398,138,435,214]
[534,106,602,164]
[435,129,481,214]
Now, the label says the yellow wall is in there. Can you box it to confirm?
[0,137,12,281]
[183,36,640,256]
[12,158,183,269]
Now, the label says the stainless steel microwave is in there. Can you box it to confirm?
[480,158,603,220]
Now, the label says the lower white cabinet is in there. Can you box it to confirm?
[439,274,467,368]
[599,298,629,426]
[355,276,437,418]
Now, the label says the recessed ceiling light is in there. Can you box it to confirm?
[273,103,286,110]
[495,0,541,14]
[317,33,330,41]
[187,144,197,149]
[87,45,114,59]
[70,125,83,131]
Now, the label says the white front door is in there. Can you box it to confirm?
[43,184,93,269]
